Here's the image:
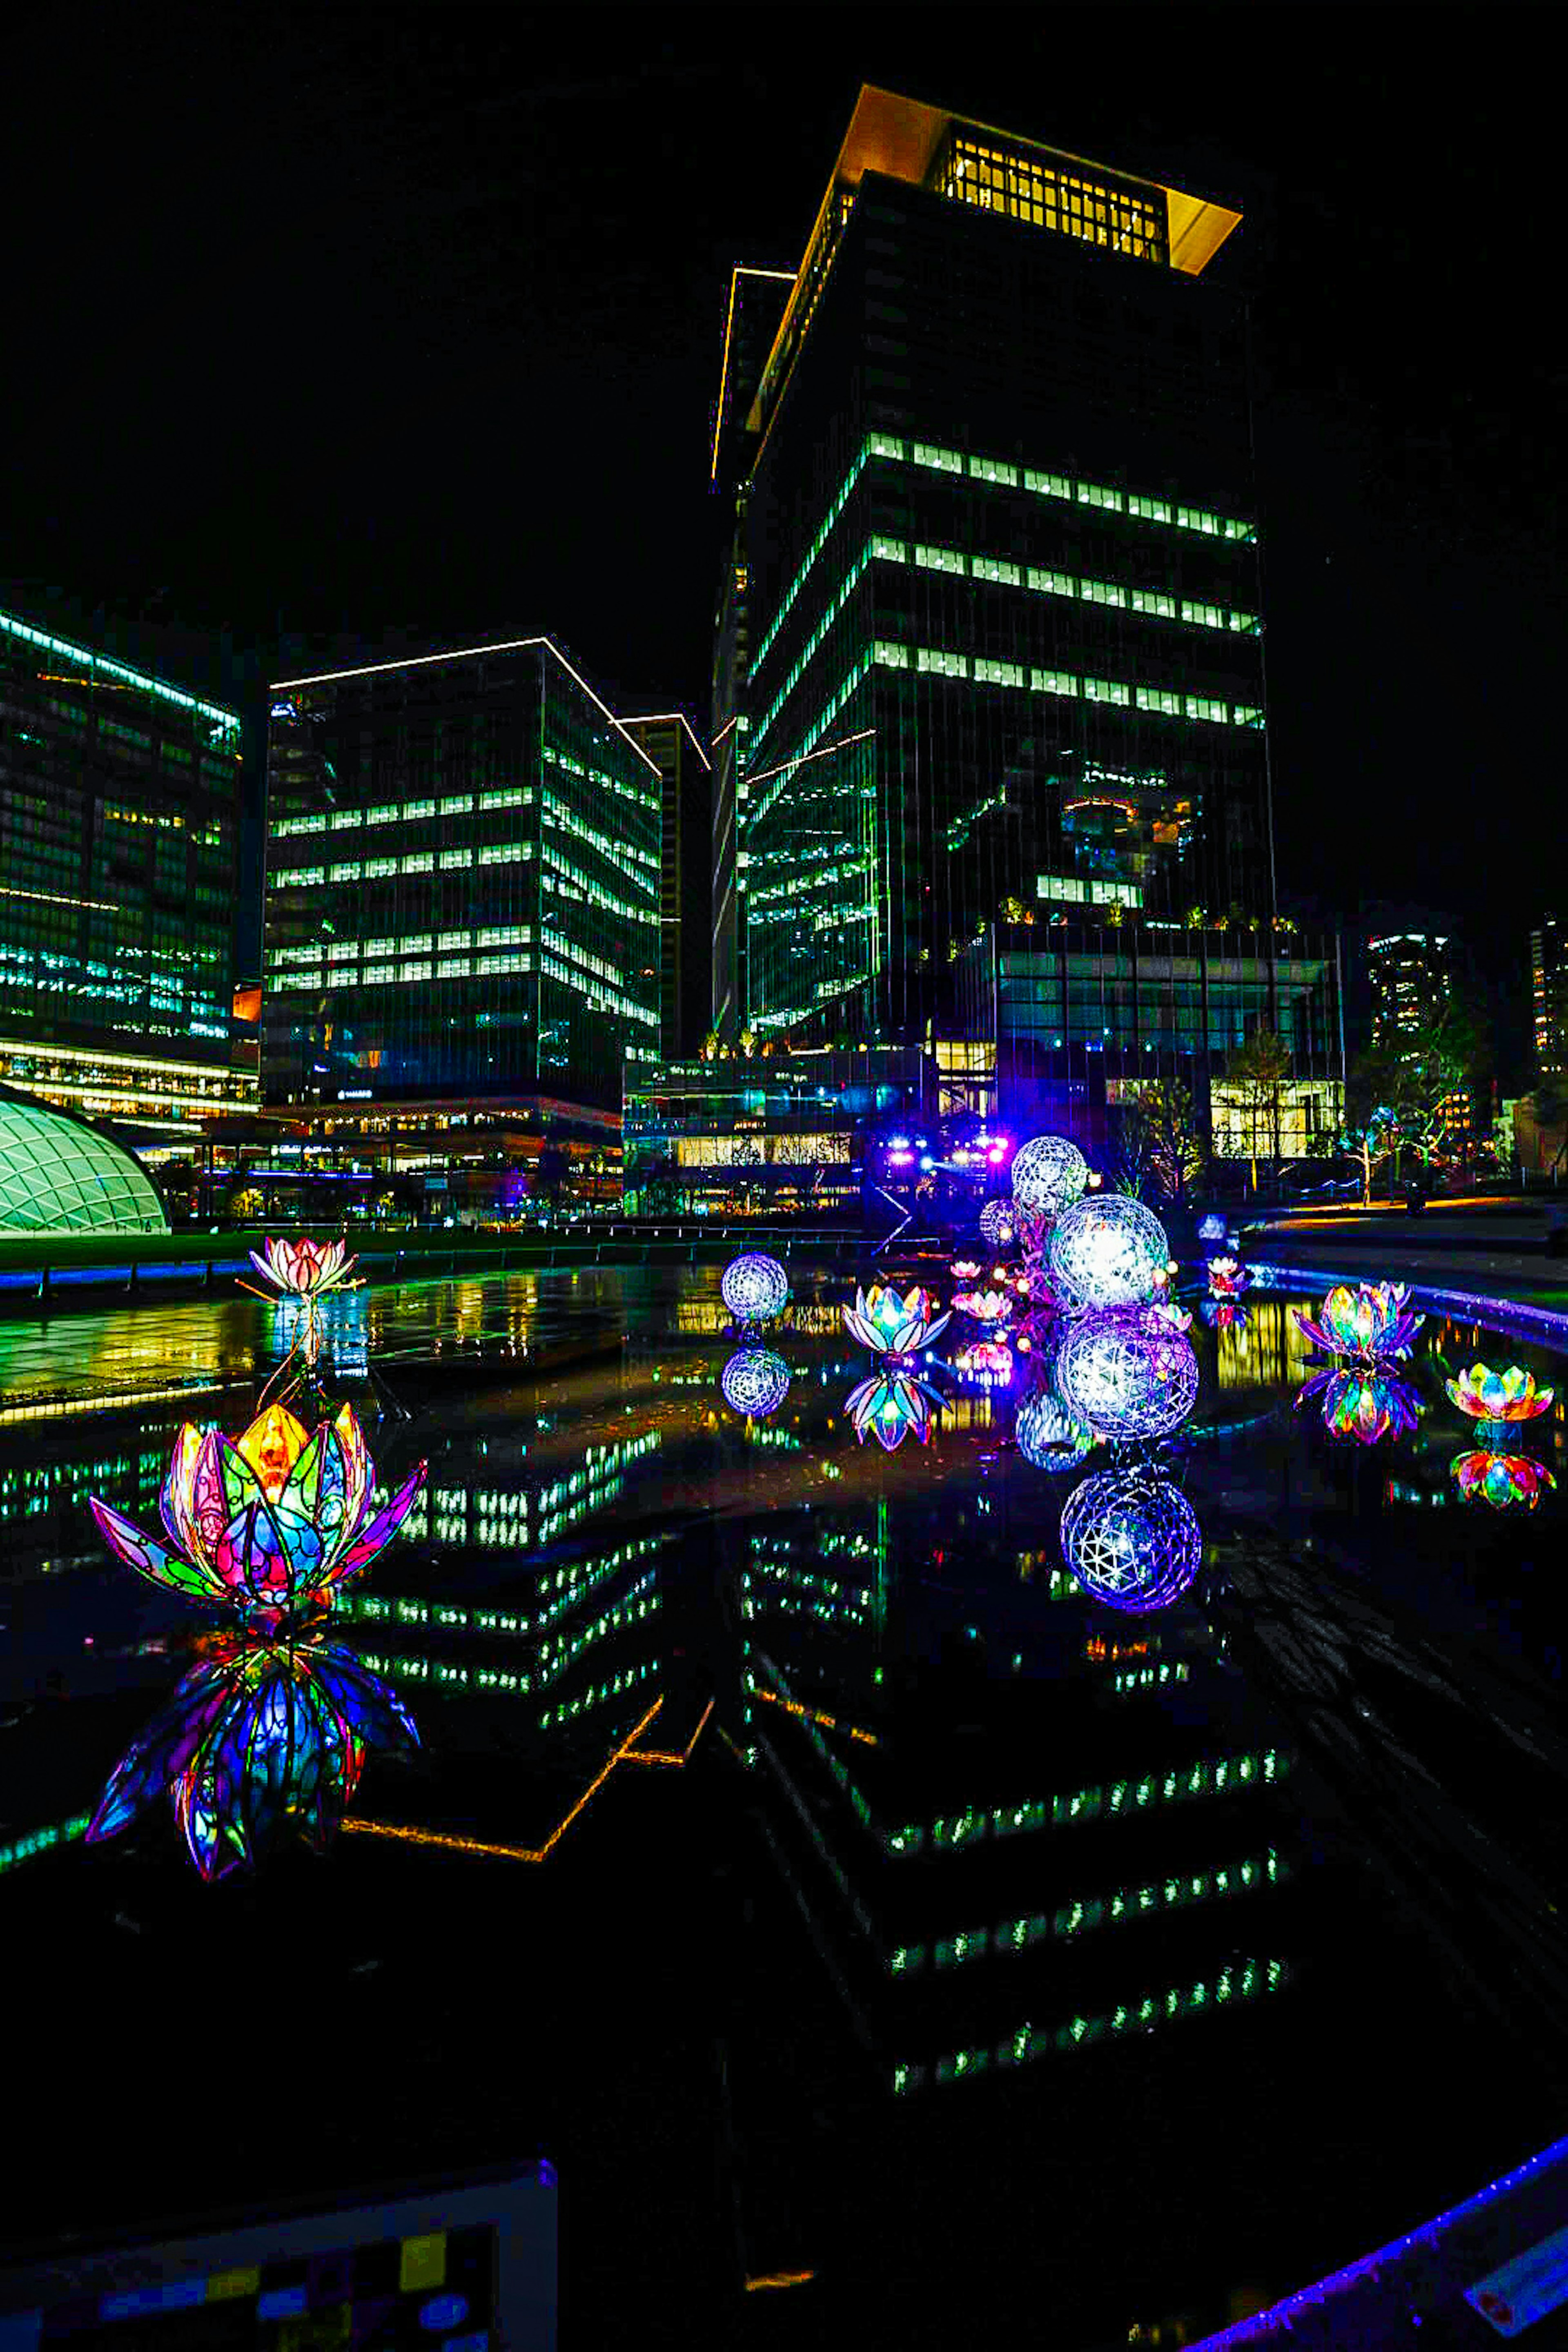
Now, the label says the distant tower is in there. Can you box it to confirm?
[1531,915,1568,1080]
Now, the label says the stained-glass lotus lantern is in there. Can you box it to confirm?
[721,1346,790,1419]
[1299,1364,1421,1445]
[1015,1389,1094,1472]
[1445,1362,1555,1423]
[247,1235,359,1302]
[1060,1467,1201,1613]
[1010,1134,1088,1220]
[979,1198,1017,1252]
[1054,1308,1199,1443]
[89,1401,425,1633]
[721,1251,790,1324]
[1208,1257,1251,1299]
[1292,1281,1422,1363]
[951,1286,1012,1325]
[842,1282,950,1354]
[1451,1450,1555,1510]
[1049,1193,1169,1312]
[844,1364,942,1451]
[86,1633,418,1880]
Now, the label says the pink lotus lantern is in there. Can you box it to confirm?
[247,1234,360,1303]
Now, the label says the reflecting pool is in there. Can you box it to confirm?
[3,1261,1568,2343]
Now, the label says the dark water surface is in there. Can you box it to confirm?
[3,1264,1567,2346]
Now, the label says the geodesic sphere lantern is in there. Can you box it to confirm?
[720,1346,790,1419]
[979,1198,1016,1251]
[720,1251,789,1323]
[1049,1193,1169,1311]
[1054,1308,1198,1442]
[1014,1389,1094,1472]
[1010,1134,1088,1220]
[1060,1467,1201,1613]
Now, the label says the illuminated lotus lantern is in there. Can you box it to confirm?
[1451,1451,1556,1511]
[1292,1281,1422,1363]
[86,1633,418,1881]
[953,1339,1013,1384]
[721,1251,790,1325]
[842,1282,949,1355]
[247,1234,359,1303]
[1010,1133,1088,1221]
[844,1363,942,1451]
[951,1286,1012,1326]
[1207,1257,1251,1300]
[1060,1466,1201,1614]
[1049,1193,1170,1312]
[978,1198,1017,1252]
[1445,1362,1555,1425]
[721,1345,790,1420]
[1014,1388,1093,1472]
[1054,1306,1199,1443]
[951,1259,982,1282]
[89,1401,426,1633]
[1299,1364,1421,1446]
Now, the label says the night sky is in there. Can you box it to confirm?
[6,8,1558,1074]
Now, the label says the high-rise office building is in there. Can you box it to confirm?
[1368,930,1455,1047]
[262,637,661,1118]
[619,712,711,1062]
[0,602,253,1127]
[1530,915,1568,1081]
[721,88,1342,1154]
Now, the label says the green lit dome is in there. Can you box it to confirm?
[0,1092,168,1236]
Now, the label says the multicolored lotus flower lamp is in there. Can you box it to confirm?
[1299,1364,1421,1446]
[951,1286,1012,1325]
[86,1633,418,1881]
[247,1235,360,1304]
[1208,1257,1251,1300]
[1450,1451,1556,1511]
[89,1401,427,1635]
[1292,1282,1423,1363]
[1445,1363,1555,1425]
[844,1363,942,1452]
[842,1283,950,1355]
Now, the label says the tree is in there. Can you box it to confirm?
[1115,1080,1205,1207]
[1225,1027,1292,1193]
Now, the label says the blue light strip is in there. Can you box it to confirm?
[1188,2132,1568,2345]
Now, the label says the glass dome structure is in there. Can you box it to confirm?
[0,1093,168,1236]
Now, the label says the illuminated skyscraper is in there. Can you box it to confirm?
[1368,930,1455,1047]
[0,603,253,1127]
[722,88,1342,1156]
[619,711,712,1061]
[1530,915,1568,1080]
[262,637,661,1115]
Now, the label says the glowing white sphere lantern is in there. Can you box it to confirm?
[1060,1467,1201,1613]
[1010,1134,1088,1220]
[979,1198,1017,1252]
[1054,1309,1198,1442]
[1015,1389,1094,1472]
[720,1347,790,1419]
[720,1251,789,1324]
[1049,1193,1169,1312]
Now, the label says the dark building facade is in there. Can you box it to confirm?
[0,602,253,1127]
[723,89,1339,1150]
[1532,915,1568,1083]
[263,637,661,1116]
[620,712,712,1062]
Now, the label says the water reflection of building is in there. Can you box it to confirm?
[1210,1294,1313,1397]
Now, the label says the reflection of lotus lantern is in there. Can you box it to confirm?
[1451,1451,1555,1510]
[1015,1389,1093,1472]
[1300,1364,1421,1445]
[89,1401,426,1631]
[842,1283,950,1354]
[87,1633,418,1880]
[1049,1194,1169,1311]
[844,1365,942,1451]
[1292,1282,1422,1362]
[248,1235,359,1301]
[1060,1467,1201,1613]
[953,1340,1013,1383]
[1010,1134,1087,1219]
[1054,1308,1199,1442]
[1445,1363,1554,1423]
[721,1251,790,1324]
[979,1199,1016,1251]
[721,1346,790,1419]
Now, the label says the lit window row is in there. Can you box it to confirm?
[896,436,1255,542]
[750,444,871,677]
[888,1748,1288,1856]
[748,547,871,751]
[745,651,872,822]
[871,641,1262,728]
[879,537,1257,634]
[889,1848,1284,1975]
[539,949,659,1030]
[541,791,659,887]
[543,844,653,925]
[542,744,659,820]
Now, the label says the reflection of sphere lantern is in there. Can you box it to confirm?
[1011,1134,1088,1219]
[721,1347,790,1419]
[979,1198,1017,1252]
[1050,1194,1169,1311]
[1060,1468,1201,1613]
[1015,1389,1094,1472]
[721,1251,789,1323]
[1055,1310,1198,1441]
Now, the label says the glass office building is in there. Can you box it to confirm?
[263,637,661,1116]
[1532,915,1568,1082]
[0,603,252,1127]
[619,712,712,1062]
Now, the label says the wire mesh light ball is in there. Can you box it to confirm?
[1010,1134,1088,1220]
[720,1251,790,1324]
[1060,1467,1201,1613]
[1054,1309,1199,1441]
[979,1198,1017,1252]
[1049,1192,1170,1312]
[1015,1388,1094,1472]
[720,1346,790,1419]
